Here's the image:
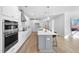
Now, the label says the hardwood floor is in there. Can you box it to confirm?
[17,32,38,53]
[54,36,79,53]
[17,32,79,53]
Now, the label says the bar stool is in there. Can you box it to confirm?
[52,32,57,47]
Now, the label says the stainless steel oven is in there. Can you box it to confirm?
[3,20,18,52]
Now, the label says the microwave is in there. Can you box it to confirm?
[4,20,18,30]
[4,20,12,30]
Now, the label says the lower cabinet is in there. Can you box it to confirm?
[46,36,53,49]
[38,35,53,51]
[38,35,46,50]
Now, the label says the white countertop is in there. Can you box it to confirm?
[38,30,58,35]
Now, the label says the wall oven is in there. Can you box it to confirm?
[3,20,18,52]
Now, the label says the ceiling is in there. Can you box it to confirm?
[19,6,79,18]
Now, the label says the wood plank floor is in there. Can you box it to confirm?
[17,32,79,53]
[17,32,38,53]
[54,36,79,53]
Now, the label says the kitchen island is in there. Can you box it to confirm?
[38,30,54,53]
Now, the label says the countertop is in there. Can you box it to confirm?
[38,30,58,35]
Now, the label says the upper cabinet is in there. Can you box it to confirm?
[1,6,21,21]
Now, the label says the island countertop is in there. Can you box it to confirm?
[38,30,58,35]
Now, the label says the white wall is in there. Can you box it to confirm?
[54,14,64,36]
[49,16,54,33]
[64,12,71,39]
[51,20,54,33]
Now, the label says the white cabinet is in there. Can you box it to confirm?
[2,6,20,21]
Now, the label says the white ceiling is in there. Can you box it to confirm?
[19,6,79,18]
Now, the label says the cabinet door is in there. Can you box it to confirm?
[38,35,46,50]
[2,7,20,21]
[46,35,53,49]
